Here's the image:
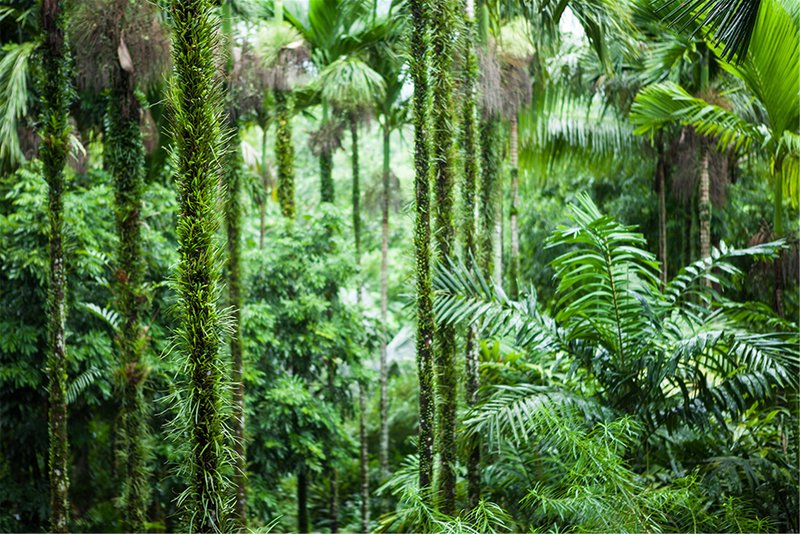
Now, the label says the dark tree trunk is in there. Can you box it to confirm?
[656,153,668,288]
[297,466,309,533]
[410,0,435,496]
[40,1,71,530]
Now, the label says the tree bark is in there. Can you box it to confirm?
[509,114,520,299]
[410,0,435,496]
[40,1,71,530]
[699,143,711,262]
[479,116,499,280]
[379,123,390,480]
[260,118,269,248]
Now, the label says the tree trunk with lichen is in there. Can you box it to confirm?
[410,0,435,497]
[40,1,71,531]
[276,90,296,219]
[168,0,229,529]
[431,0,457,514]
[105,19,150,526]
[461,0,481,509]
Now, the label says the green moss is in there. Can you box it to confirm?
[479,116,500,281]
[275,90,296,219]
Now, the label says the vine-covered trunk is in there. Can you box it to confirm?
[168,0,228,529]
[461,0,480,509]
[509,114,520,299]
[221,3,246,525]
[657,155,668,288]
[431,0,457,514]
[40,1,71,530]
[106,33,150,529]
[379,124,390,480]
[275,90,296,219]
[410,0,435,495]
[320,101,335,204]
[260,120,269,247]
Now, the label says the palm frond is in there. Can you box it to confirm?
[0,41,34,170]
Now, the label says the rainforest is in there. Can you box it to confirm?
[0,0,798,532]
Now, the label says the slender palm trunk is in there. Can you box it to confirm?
[40,1,71,531]
[297,466,309,533]
[699,143,711,262]
[410,0,435,495]
[106,36,150,529]
[657,155,668,288]
[275,90,296,219]
[479,116,499,279]
[509,114,520,299]
[320,101,335,204]
[379,124,390,480]
[168,0,228,529]
[359,383,370,533]
[461,0,480,509]
[773,166,784,316]
[431,0,457,514]
[260,120,269,247]
[222,3,246,524]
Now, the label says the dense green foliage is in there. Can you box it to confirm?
[0,0,797,532]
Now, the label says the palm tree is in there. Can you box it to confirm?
[631,0,799,311]
[39,1,72,530]
[167,0,229,529]
[460,0,481,509]
[409,0,435,497]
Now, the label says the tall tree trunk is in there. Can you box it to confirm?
[320,101,335,204]
[222,2,247,525]
[379,124,390,480]
[275,90,296,219]
[410,0,435,496]
[509,114,520,299]
[461,0,480,509]
[168,0,228,529]
[106,18,150,527]
[41,1,71,530]
[359,383,370,533]
[431,0,457,514]
[657,154,668,288]
[773,165,785,316]
[479,116,499,280]
[260,119,269,248]
[698,143,711,290]
[297,466,309,533]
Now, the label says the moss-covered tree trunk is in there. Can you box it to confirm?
[40,1,72,531]
[320,101,335,204]
[479,116,499,280]
[379,122,390,480]
[431,0,457,514]
[105,23,150,527]
[259,118,269,247]
[508,113,520,299]
[410,0,435,496]
[359,382,370,533]
[460,0,481,509]
[221,2,247,526]
[168,0,229,529]
[275,90,296,219]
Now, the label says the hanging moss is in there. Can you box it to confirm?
[39,1,72,531]
[460,0,481,510]
[409,0,435,497]
[431,0,458,514]
[167,0,230,530]
[275,90,296,219]
[105,69,150,531]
